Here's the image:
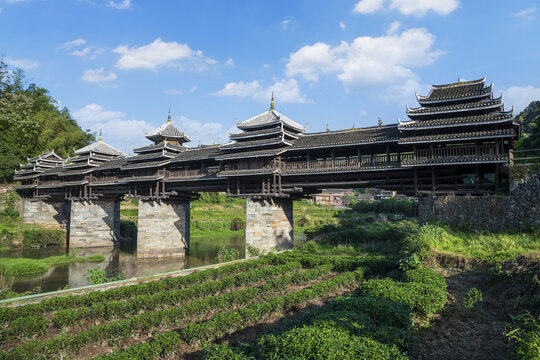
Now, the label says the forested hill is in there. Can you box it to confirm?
[515,100,540,151]
[0,59,94,183]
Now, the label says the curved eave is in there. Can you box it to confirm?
[416,86,492,105]
[15,184,37,190]
[219,139,291,151]
[406,100,503,118]
[398,132,515,144]
[145,134,191,143]
[288,138,399,152]
[398,116,515,131]
[216,150,288,161]
[431,76,486,89]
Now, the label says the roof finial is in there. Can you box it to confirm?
[167,107,172,123]
[270,92,275,111]
[98,129,102,142]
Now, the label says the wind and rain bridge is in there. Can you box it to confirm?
[14,77,520,257]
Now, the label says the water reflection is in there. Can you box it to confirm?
[4,231,306,293]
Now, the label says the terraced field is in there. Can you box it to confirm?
[0,247,448,359]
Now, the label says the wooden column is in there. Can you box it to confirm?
[414,168,419,193]
[331,150,335,168]
[357,147,362,166]
[431,167,436,192]
[386,144,390,164]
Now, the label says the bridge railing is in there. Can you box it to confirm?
[510,148,540,165]
[166,168,209,178]
[91,175,118,183]
[283,153,407,171]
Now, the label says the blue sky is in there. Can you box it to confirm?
[1,0,539,154]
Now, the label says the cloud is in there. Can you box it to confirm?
[354,0,385,14]
[58,38,87,49]
[107,0,130,9]
[286,27,444,91]
[354,0,459,17]
[73,104,154,154]
[504,85,540,113]
[512,6,536,19]
[224,58,234,67]
[113,38,216,71]
[213,78,312,104]
[70,47,91,56]
[176,115,230,145]
[280,18,295,30]
[339,21,346,30]
[164,85,196,95]
[82,67,117,83]
[4,57,39,70]
[387,21,401,34]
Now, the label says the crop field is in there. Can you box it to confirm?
[0,242,451,359]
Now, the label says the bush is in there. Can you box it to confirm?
[86,268,125,285]
[10,315,48,338]
[21,228,65,248]
[401,224,446,260]
[463,288,483,308]
[220,247,240,262]
[230,218,244,231]
[403,268,447,292]
[506,312,540,360]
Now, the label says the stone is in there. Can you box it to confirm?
[245,198,293,254]
[22,199,68,227]
[69,199,120,248]
[137,199,189,258]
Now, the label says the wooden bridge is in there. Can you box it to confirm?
[13,77,521,257]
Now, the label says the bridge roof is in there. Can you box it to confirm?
[398,111,515,130]
[406,96,504,118]
[74,140,123,156]
[237,110,306,132]
[289,125,400,151]
[145,122,191,143]
[417,77,492,103]
[399,128,515,144]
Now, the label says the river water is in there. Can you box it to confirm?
[3,232,307,293]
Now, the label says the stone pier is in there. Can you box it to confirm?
[22,199,68,226]
[245,198,293,253]
[137,200,190,258]
[69,200,120,248]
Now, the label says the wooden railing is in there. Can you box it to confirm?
[166,168,209,178]
[91,176,118,183]
[413,144,499,160]
[510,148,540,165]
[283,153,408,171]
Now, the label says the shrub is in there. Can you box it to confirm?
[505,312,540,360]
[86,268,125,285]
[401,224,446,260]
[220,247,240,262]
[403,268,447,292]
[230,218,244,231]
[246,245,261,257]
[256,325,406,360]
[463,288,483,308]
[10,315,48,338]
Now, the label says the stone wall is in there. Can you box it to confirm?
[69,200,120,248]
[22,199,68,227]
[420,168,540,232]
[245,198,293,253]
[137,200,190,258]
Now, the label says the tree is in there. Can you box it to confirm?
[0,58,94,183]
[514,101,540,151]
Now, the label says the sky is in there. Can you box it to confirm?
[1,0,539,154]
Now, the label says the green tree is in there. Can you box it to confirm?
[515,101,540,151]
[0,59,94,183]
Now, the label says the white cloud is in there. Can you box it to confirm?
[176,115,229,146]
[339,21,346,30]
[113,38,216,71]
[70,46,91,56]
[73,104,153,154]
[354,0,459,17]
[213,78,312,104]
[82,67,117,83]
[504,85,540,113]
[224,58,235,67]
[164,85,197,96]
[107,0,130,9]
[189,85,197,93]
[354,0,384,14]
[512,6,536,19]
[280,18,295,30]
[58,38,87,50]
[4,57,39,70]
[286,27,444,91]
[387,21,401,35]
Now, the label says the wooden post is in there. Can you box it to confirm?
[306,152,310,169]
[414,168,419,193]
[431,167,436,192]
[357,147,361,166]
[509,149,514,166]
[331,150,335,168]
[386,144,390,164]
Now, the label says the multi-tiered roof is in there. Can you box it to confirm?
[14,151,64,185]
[218,96,306,164]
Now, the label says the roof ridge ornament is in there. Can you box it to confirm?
[98,129,102,142]
[167,107,172,123]
[270,92,275,111]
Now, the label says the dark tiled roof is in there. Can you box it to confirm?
[145,122,191,143]
[126,151,176,162]
[75,141,123,156]
[57,168,94,176]
[133,141,185,153]
[289,126,400,150]
[398,111,514,130]
[170,146,221,163]
[38,180,88,188]
[418,78,492,102]
[13,174,40,180]
[118,175,164,183]
[216,148,288,161]
[229,127,282,140]
[407,97,503,117]
[399,129,516,144]
[237,110,306,132]
[220,136,288,150]
[93,158,127,171]
[14,184,37,190]
[121,159,171,170]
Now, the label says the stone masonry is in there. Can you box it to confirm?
[22,199,68,227]
[137,199,190,258]
[69,200,120,248]
[419,167,540,232]
[245,198,293,253]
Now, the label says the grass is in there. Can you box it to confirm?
[0,254,105,276]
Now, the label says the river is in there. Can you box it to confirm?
[2,232,307,293]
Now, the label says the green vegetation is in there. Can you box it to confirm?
[506,313,540,360]
[463,287,483,308]
[0,254,104,276]
[515,100,540,152]
[220,247,240,262]
[0,59,94,183]
[85,267,126,285]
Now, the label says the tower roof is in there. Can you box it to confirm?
[145,110,191,143]
[236,109,306,132]
[74,140,123,156]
